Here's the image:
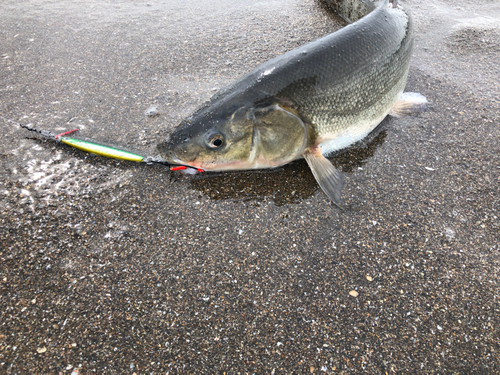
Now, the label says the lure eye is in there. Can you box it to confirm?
[207,133,225,149]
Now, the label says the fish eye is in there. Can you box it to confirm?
[207,133,225,149]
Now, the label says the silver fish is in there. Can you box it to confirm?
[157,0,427,206]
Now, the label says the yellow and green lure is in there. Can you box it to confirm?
[19,124,203,172]
[60,137,144,162]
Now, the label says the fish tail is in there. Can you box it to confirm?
[323,0,386,23]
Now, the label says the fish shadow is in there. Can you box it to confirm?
[189,119,390,206]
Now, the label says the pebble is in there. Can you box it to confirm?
[144,106,159,117]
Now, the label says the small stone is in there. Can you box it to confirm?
[444,227,456,240]
[37,347,47,354]
[145,106,159,117]
[349,290,359,297]
[366,275,373,281]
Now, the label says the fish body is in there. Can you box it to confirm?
[158,0,427,206]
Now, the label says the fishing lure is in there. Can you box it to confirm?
[17,123,204,173]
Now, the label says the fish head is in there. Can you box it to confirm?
[158,101,309,171]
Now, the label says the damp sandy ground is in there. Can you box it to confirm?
[1,0,499,372]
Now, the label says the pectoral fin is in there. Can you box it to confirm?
[390,92,429,117]
[304,147,344,208]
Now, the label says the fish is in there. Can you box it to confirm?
[157,0,428,207]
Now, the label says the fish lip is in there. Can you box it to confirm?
[164,154,211,170]
[166,155,198,168]
[167,157,254,171]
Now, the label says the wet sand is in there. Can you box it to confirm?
[0,0,499,372]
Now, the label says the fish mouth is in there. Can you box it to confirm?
[156,143,200,169]
[166,155,258,172]
[163,155,200,169]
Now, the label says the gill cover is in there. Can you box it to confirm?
[250,104,308,167]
